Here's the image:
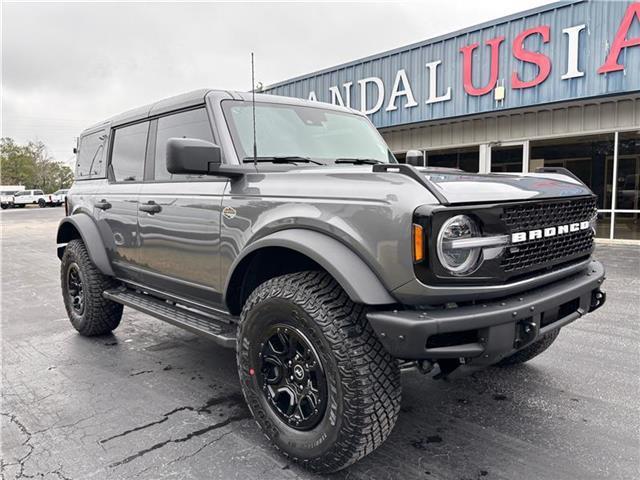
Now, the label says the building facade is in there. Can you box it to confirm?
[264,0,640,241]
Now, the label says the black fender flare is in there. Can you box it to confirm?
[225,229,396,306]
[56,214,115,277]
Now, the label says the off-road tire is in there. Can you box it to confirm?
[237,271,401,473]
[61,239,123,336]
[495,329,560,366]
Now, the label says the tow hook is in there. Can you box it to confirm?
[590,289,606,312]
[514,318,537,349]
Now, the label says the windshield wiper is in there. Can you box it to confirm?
[242,156,323,165]
[335,158,384,165]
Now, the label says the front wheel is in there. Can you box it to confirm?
[38,199,46,208]
[237,271,401,473]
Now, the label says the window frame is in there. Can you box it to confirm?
[107,120,151,185]
[145,106,219,184]
[75,127,109,181]
[106,105,222,185]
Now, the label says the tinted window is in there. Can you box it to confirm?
[154,108,213,180]
[111,122,149,182]
[76,130,107,179]
[35,190,44,195]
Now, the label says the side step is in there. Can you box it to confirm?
[104,288,237,348]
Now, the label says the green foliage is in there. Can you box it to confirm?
[1,137,74,191]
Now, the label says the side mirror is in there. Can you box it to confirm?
[405,150,424,167]
[166,137,222,175]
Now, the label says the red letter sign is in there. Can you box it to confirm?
[598,2,640,74]
[460,36,505,96]
[511,26,552,88]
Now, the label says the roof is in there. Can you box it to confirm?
[80,88,356,136]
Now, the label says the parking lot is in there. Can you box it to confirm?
[1,206,639,480]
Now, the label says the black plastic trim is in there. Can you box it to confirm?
[368,260,605,361]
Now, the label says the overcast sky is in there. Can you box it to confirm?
[2,0,551,164]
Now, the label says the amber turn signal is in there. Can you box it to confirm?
[412,224,424,262]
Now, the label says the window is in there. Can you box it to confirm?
[222,100,392,164]
[110,122,149,182]
[34,190,43,195]
[425,147,479,172]
[76,130,107,179]
[529,134,614,211]
[154,108,213,181]
[614,131,640,240]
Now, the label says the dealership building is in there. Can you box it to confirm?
[265,0,640,241]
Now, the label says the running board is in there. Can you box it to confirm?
[103,288,237,348]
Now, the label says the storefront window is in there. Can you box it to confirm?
[614,213,640,240]
[425,147,479,172]
[613,131,640,240]
[596,212,612,239]
[615,131,640,211]
[529,134,614,211]
[491,145,524,173]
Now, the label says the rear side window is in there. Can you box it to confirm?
[154,108,213,181]
[110,122,149,182]
[76,130,107,179]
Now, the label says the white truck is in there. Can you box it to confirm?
[12,189,47,208]
[0,185,25,209]
[48,189,69,207]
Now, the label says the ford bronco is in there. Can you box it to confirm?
[57,89,606,473]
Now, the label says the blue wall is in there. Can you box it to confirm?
[264,0,640,129]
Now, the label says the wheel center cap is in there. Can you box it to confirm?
[293,364,305,380]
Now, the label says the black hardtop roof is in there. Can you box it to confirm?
[80,88,356,137]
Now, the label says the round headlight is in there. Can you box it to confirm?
[437,215,481,275]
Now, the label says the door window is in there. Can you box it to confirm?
[111,122,149,182]
[154,108,214,181]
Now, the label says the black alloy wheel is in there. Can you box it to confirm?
[66,262,85,315]
[257,324,327,430]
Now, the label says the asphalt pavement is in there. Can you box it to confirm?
[1,206,639,480]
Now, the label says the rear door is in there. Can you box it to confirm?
[137,107,228,305]
[95,121,149,279]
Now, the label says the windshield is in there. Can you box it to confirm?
[222,100,395,164]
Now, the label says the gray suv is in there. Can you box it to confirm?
[57,89,606,473]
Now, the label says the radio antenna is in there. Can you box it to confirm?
[251,52,258,169]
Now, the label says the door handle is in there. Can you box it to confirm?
[95,200,112,210]
[139,201,162,214]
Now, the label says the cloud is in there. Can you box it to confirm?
[2,1,550,163]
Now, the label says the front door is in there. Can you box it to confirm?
[135,107,228,306]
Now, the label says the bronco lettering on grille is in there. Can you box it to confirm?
[511,221,590,243]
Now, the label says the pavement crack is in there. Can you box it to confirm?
[99,391,246,445]
[129,370,153,377]
[109,412,249,468]
[1,412,35,479]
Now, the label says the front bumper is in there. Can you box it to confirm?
[367,260,606,365]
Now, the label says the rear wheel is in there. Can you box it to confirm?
[495,330,560,366]
[61,239,123,336]
[237,271,401,473]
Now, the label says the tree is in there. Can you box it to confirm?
[0,137,74,190]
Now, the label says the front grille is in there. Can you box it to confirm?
[500,197,596,273]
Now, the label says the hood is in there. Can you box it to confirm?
[419,169,593,205]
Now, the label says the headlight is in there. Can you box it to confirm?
[437,215,482,275]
